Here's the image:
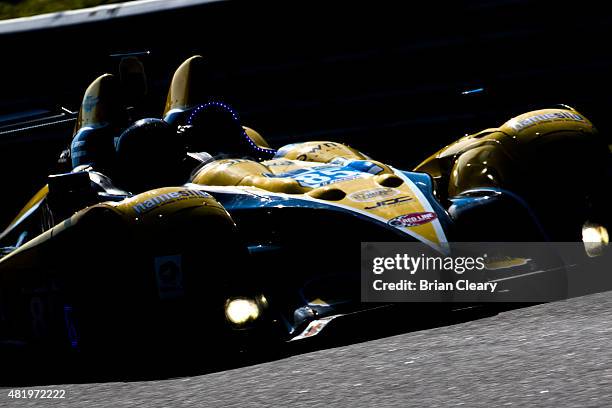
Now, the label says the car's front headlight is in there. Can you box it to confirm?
[582,223,609,257]
[225,298,261,325]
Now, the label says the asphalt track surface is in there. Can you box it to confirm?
[2,291,612,407]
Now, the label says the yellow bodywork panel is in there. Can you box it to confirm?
[163,55,206,116]
[75,73,123,131]
[112,186,229,221]
[243,127,270,149]
[415,107,598,199]
[276,141,369,163]
[192,142,445,248]
[3,185,49,236]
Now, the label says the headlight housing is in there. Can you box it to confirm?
[582,223,609,257]
[225,298,261,325]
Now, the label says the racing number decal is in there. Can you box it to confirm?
[292,168,361,188]
[293,171,332,187]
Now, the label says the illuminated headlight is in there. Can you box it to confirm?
[582,223,609,257]
[225,298,261,325]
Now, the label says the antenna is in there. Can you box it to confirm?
[109,50,151,58]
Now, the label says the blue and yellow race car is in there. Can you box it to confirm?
[0,56,610,358]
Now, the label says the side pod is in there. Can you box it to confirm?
[0,187,249,358]
[448,188,548,242]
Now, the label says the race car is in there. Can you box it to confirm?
[0,55,610,359]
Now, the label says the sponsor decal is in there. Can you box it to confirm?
[509,111,585,131]
[305,142,341,155]
[82,95,99,113]
[296,142,342,161]
[349,187,400,202]
[132,189,210,215]
[364,195,413,210]
[290,316,339,341]
[154,255,184,300]
[389,211,437,228]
